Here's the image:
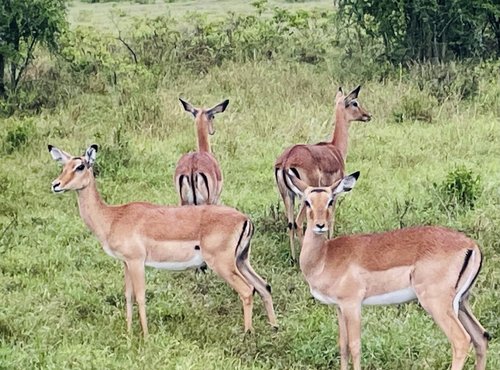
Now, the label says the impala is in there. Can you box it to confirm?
[275,86,371,261]
[48,144,277,337]
[287,170,489,370]
[175,98,228,205]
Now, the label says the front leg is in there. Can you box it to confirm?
[295,202,306,245]
[336,306,349,370]
[127,259,148,338]
[340,302,362,370]
[124,262,134,333]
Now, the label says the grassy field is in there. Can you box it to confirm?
[68,0,334,31]
[1,1,500,369]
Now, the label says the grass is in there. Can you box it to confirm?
[1,3,500,370]
[68,0,334,31]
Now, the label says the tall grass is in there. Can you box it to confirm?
[1,3,499,369]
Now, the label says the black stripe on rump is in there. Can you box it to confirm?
[234,220,248,258]
[455,249,473,289]
[190,173,197,205]
[311,189,327,193]
[199,172,210,201]
[283,168,301,195]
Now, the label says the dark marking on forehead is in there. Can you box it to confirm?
[311,189,327,193]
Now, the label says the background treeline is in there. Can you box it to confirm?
[1,0,500,114]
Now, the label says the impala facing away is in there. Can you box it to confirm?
[175,98,229,205]
[287,170,489,370]
[275,86,371,261]
[48,144,277,337]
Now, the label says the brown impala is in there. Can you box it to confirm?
[48,144,277,337]
[287,170,489,370]
[175,98,228,205]
[275,86,371,261]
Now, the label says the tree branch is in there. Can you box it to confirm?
[14,37,37,91]
[117,33,138,64]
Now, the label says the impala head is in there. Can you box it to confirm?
[335,86,371,123]
[179,98,229,135]
[48,144,98,193]
[287,170,360,235]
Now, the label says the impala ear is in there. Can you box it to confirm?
[335,86,344,100]
[48,145,70,165]
[179,98,198,118]
[286,168,308,197]
[84,144,98,167]
[345,85,361,102]
[332,171,360,195]
[207,99,229,116]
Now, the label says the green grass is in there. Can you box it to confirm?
[68,0,334,31]
[1,3,500,369]
[1,60,499,369]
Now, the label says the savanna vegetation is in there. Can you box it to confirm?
[1,0,499,369]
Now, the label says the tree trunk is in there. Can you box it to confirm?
[0,54,5,97]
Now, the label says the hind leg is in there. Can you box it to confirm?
[242,260,277,328]
[458,297,489,370]
[210,264,255,332]
[417,294,471,370]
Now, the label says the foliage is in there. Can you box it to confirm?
[337,0,500,63]
[2,119,36,154]
[435,166,482,213]
[0,0,67,98]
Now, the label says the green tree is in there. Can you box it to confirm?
[337,0,500,63]
[0,0,67,97]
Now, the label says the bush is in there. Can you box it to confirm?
[392,90,436,123]
[434,166,482,212]
[2,120,36,154]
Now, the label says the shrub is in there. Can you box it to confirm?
[392,90,436,123]
[434,166,482,212]
[3,120,36,154]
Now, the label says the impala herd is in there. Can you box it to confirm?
[48,88,490,370]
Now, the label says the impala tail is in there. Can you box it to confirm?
[177,172,212,205]
[234,219,277,328]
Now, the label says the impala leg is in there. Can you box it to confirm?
[295,202,306,246]
[419,297,471,370]
[340,303,362,370]
[211,265,254,332]
[458,298,489,370]
[336,306,349,370]
[284,192,296,262]
[127,259,148,338]
[124,262,134,333]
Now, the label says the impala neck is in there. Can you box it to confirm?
[196,122,211,153]
[300,226,328,278]
[76,175,111,244]
[331,106,350,161]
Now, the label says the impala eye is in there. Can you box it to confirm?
[352,101,358,107]
[75,164,85,171]
[327,199,334,207]
[304,200,311,208]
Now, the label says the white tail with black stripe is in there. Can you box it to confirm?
[48,144,277,337]
[175,98,228,205]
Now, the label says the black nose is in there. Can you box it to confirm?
[316,223,325,229]
[52,182,60,189]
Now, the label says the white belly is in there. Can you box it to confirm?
[310,287,417,306]
[362,287,417,305]
[311,288,338,305]
[145,251,205,271]
[102,244,124,260]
